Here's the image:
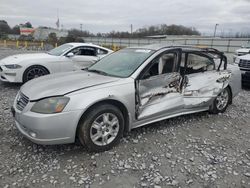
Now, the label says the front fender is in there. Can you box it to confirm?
[63,82,136,135]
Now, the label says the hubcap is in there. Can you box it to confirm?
[26,68,47,81]
[216,89,229,111]
[90,113,119,146]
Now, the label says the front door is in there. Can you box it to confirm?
[61,47,99,72]
[136,49,185,120]
[70,47,98,69]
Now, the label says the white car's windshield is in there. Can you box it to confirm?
[48,44,73,56]
[88,48,155,78]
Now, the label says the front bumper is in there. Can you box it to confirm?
[241,71,250,86]
[0,65,22,83]
[12,105,83,145]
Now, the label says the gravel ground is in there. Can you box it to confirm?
[0,48,250,188]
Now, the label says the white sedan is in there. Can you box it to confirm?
[0,43,113,83]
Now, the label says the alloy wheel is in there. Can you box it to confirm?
[90,113,120,146]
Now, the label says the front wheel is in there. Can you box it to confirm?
[23,65,49,83]
[78,104,124,152]
[209,87,231,114]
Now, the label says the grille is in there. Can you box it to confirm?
[239,59,250,69]
[16,92,29,111]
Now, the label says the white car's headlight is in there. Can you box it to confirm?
[31,97,70,114]
[234,57,240,64]
[5,64,22,69]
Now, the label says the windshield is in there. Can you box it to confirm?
[48,44,73,56]
[88,48,155,77]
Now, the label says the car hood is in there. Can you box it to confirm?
[21,71,120,101]
[0,53,55,65]
[238,54,250,60]
[236,48,250,53]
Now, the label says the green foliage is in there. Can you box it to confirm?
[132,24,201,37]
[0,20,11,35]
[68,29,94,37]
[47,32,58,44]
[58,35,85,45]
[20,22,32,28]
[12,25,20,34]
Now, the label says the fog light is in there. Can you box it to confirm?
[5,72,16,76]
[29,132,37,138]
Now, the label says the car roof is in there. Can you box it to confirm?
[66,42,112,50]
[128,43,215,52]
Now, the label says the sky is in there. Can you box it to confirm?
[0,0,250,35]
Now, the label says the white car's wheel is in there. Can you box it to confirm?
[78,104,124,152]
[23,65,49,83]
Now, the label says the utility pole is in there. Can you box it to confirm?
[130,24,133,35]
[80,24,83,32]
[213,24,219,37]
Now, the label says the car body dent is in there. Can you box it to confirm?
[12,45,242,145]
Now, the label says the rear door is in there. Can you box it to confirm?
[135,49,184,120]
[182,52,231,108]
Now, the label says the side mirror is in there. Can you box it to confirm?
[66,52,74,58]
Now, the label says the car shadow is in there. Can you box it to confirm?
[242,85,250,91]
[0,82,22,89]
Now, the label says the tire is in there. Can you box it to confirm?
[23,65,49,83]
[209,87,232,114]
[78,104,124,152]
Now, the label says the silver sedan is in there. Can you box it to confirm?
[12,44,241,152]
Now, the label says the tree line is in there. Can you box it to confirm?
[68,24,201,38]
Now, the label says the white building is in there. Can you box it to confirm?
[33,27,68,40]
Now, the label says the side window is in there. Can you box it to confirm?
[70,47,81,55]
[97,48,108,55]
[185,53,215,74]
[142,52,178,79]
[69,47,97,56]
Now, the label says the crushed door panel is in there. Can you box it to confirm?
[137,72,184,119]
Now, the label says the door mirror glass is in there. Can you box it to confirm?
[66,52,74,58]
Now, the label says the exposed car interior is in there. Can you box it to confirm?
[180,52,215,75]
[71,47,97,56]
[142,53,177,78]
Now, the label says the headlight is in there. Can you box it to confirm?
[234,57,240,64]
[5,64,22,69]
[31,97,70,114]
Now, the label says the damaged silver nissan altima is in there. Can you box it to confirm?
[12,44,241,152]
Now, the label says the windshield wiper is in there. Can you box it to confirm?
[87,69,109,76]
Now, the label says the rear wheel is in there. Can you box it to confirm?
[78,104,124,152]
[210,87,231,114]
[23,65,49,83]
